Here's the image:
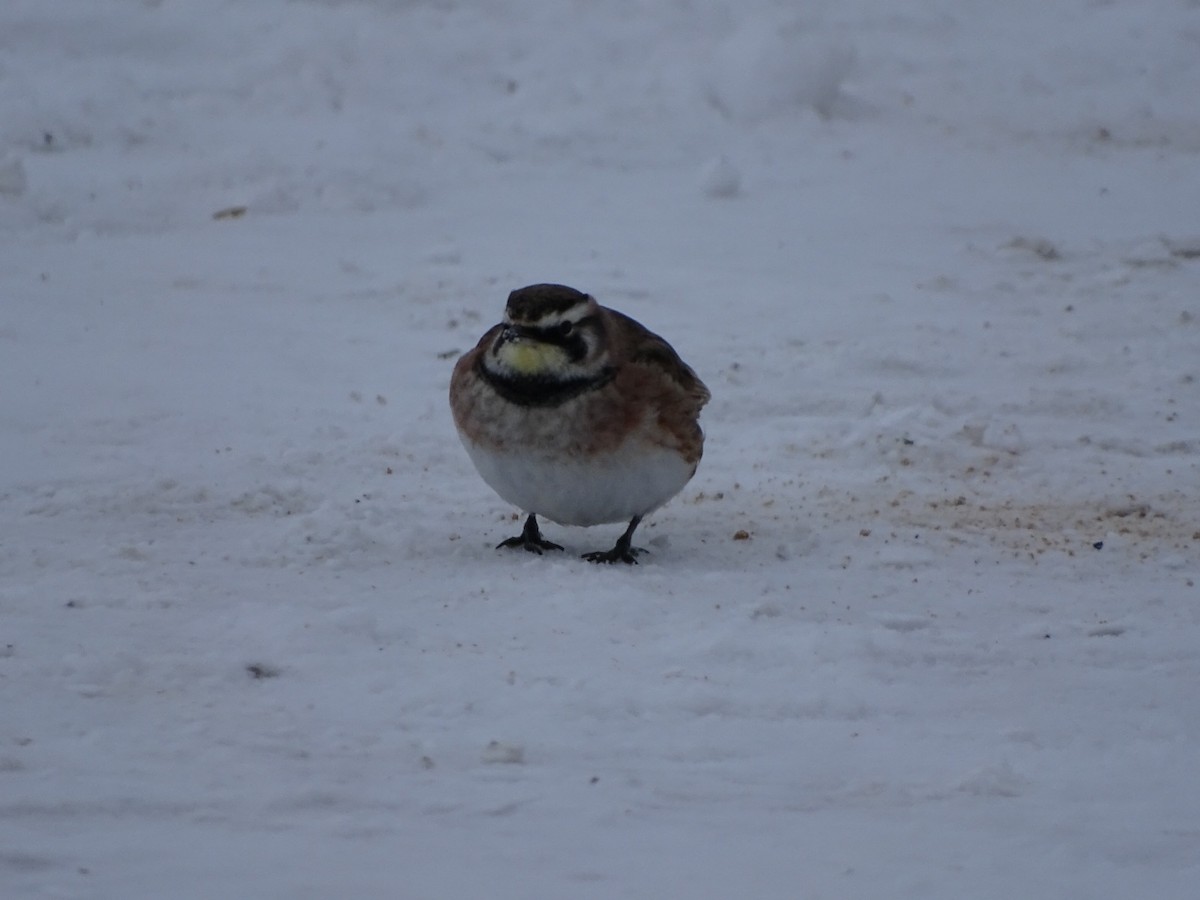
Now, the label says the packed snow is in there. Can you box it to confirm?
[2,1,1199,897]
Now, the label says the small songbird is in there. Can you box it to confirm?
[449,283,710,563]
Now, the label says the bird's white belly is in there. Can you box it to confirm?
[463,440,695,527]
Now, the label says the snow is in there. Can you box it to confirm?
[2,0,1199,897]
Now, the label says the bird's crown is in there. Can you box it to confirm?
[504,284,592,327]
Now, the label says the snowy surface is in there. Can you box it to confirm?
[3,1,1200,897]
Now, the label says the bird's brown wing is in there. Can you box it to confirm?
[607,308,710,414]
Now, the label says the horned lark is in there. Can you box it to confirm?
[450,283,710,564]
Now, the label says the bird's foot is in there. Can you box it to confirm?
[581,545,645,565]
[581,515,646,565]
[496,514,563,555]
[498,534,564,554]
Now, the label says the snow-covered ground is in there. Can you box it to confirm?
[3,1,1199,897]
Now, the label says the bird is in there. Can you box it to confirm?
[449,283,710,564]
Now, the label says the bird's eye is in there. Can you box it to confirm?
[557,321,573,337]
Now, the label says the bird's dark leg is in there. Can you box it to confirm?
[496,513,564,555]
[582,515,645,565]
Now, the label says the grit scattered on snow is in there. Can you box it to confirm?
[2,1,1199,898]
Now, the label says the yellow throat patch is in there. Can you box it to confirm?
[498,340,567,376]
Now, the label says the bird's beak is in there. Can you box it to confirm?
[497,324,531,346]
